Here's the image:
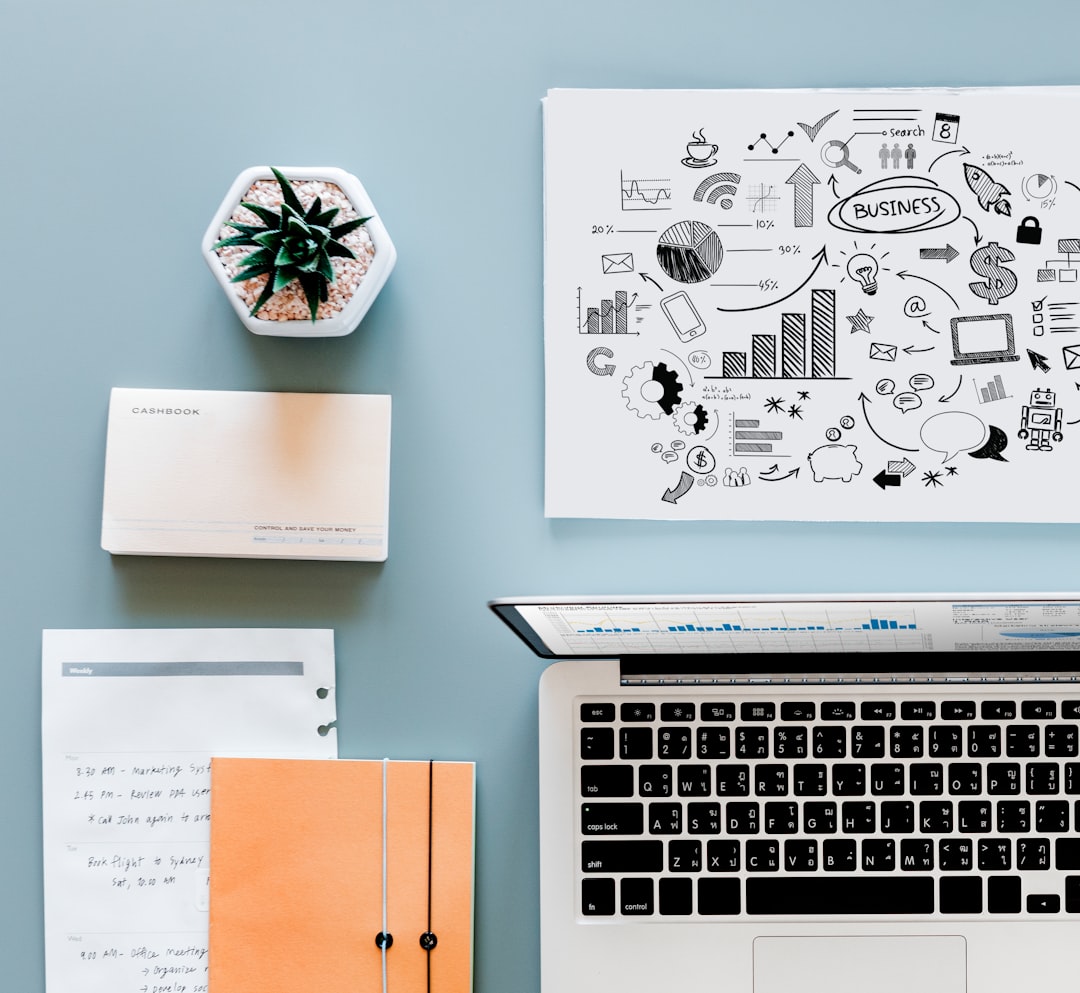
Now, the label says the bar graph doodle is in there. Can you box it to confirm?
[544,86,1080,520]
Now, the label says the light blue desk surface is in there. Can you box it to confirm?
[3,1,1080,989]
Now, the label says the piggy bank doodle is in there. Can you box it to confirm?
[807,444,863,483]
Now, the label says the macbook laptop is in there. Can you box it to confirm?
[489,593,1080,993]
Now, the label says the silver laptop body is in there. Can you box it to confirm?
[490,593,1080,993]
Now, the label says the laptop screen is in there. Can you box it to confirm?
[489,595,1080,663]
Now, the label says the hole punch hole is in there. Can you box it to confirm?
[317,720,337,737]
[316,686,329,699]
[375,931,393,950]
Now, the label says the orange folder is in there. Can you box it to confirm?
[208,757,475,993]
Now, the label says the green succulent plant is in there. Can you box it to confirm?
[213,167,372,322]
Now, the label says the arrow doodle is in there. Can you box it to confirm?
[919,244,959,263]
[1028,348,1051,373]
[716,247,829,313]
[786,164,821,229]
[661,471,695,504]
[858,393,919,452]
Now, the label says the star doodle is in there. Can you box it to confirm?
[946,466,959,476]
[764,396,785,414]
[797,391,811,401]
[787,404,804,420]
[922,469,944,487]
[846,309,874,334]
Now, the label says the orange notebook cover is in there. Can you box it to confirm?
[208,757,475,993]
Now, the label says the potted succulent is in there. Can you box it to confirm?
[201,165,396,337]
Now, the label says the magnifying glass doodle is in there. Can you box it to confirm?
[821,139,862,174]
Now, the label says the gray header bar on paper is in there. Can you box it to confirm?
[62,661,304,677]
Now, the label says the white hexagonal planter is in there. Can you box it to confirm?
[201,165,396,337]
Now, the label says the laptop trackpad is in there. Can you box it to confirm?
[754,935,966,993]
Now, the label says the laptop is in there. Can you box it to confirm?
[489,593,1080,993]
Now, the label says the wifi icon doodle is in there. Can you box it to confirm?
[693,172,741,210]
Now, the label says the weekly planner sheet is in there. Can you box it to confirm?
[543,86,1080,520]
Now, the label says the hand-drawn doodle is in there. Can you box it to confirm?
[949,313,1019,365]
[969,242,1018,305]
[963,163,1011,216]
[968,424,1010,461]
[920,410,987,463]
[660,290,706,341]
[656,221,723,283]
[807,444,863,482]
[684,130,719,168]
[1018,387,1064,450]
[693,172,741,207]
[797,110,839,142]
[543,87,1080,521]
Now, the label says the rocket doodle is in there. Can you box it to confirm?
[963,163,1011,216]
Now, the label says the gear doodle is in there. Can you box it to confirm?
[621,361,684,419]
[672,401,710,435]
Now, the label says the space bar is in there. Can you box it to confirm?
[746,877,934,915]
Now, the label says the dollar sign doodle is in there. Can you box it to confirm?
[694,450,709,468]
[968,241,1017,306]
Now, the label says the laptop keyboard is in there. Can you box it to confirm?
[577,692,1080,918]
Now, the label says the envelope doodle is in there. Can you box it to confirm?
[543,86,1080,522]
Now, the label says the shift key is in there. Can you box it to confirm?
[582,840,664,872]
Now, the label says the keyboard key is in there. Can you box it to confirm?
[919,801,953,833]
[773,725,807,758]
[997,800,1030,833]
[929,725,962,757]
[1067,763,1080,794]
[668,840,703,873]
[821,702,856,721]
[938,838,973,871]
[676,764,711,797]
[880,800,915,834]
[900,839,934,870]
[754,764,788,797]
[910,763,944,795]
[647,802,681,834]
[1027,763,1059,795]
[706,839,740,872]
[657,727,692,759]
[861,701,896,721]
[940,876,982,913]
[1063,701,1080,720]
[1006,725,1040,757]
[987,875,1021,913]
[620,727,653,760]
[736,726,770,758]
[697,877,740,914]
[1017,837,1051,870]
[851,726,886,759]
[715,764,750,796]
[638,765,672,797]
[947,763,981,795]
[659,877,693,914]
[957,801,992,833]
[581,877,615,915]
[784,839,818,871]
[1045,725,1078,757]
[620,877,654,915]
[1036,800,1069,832]
[1027,894,1060,913]
[840,801,875,833]
[581,702,615,722]
[890,726,923,758]
[781,701,815,721]
[581,802,643,835]
[701,702,735,721]
[763,802,799,834]
[862,839,895,871]
[977,838,1011,871]
[582,840,663,873]
[813,726,846,758]
[726,802,759,834]
[803,802,837,834]
[823,838,857,871]
[1056,838,1080,870]
[1067,876,1080,912]
[746,877,933,914]
[902,701,936,720]
[1022,700,1056,720]
[870,763,905,796]
[660,702,695,722]
[621,702,655,722]
[942,700,976,720]
[580,727,614,760]
[982,701,1016,720]
[687,802,722,835]
[987,762,1021,795]
[831,763,866,796]
[582,765,633,797]
[746,839,780,872]
[968,725,1002,758]
[696,727,729,759]
[793,764,827,796]
[741,702,775,722]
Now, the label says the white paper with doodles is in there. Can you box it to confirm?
[543,86,1080,520]
[41,628,337,993]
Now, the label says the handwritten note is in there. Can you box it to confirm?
[41,629,337,993]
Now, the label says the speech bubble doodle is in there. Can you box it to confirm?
[650,442,664,453]
[876,378,896,395]
[671,439,686,451]
[968,424,1009,462]
[661,450,678,463]
[688,350,711,370]
[893,391,922,413]
[920,410,987,463]
[909,373,935,392]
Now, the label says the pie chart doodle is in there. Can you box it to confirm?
[656,220,723,283]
